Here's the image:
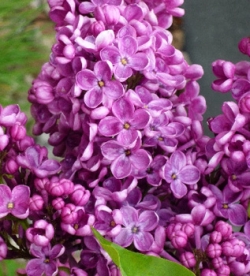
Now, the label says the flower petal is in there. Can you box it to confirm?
[111,154,131,179]
[84,87,103,108]
[130,149,151,170]
[179,165,200,185]
[76,70,97,90]
[170,179,187,198]
[112,97,134,122]
[228,204,247,226]
[11,185,30,219]
[101,141,124,160]
[0,185,11,218]
[98,116,122,137]
[113,228,133,248]
[138,211,159,231]
[134,231,154,252]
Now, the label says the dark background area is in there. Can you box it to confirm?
[182,1,250,135]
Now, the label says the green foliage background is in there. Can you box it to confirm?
[0,1,53,274]
[0,0,53,117]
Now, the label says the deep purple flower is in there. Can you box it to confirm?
[26,243,65,276]
[101,137,151,179]
[98,96,150,146]
[0,184,30,219]
[100,35,149,81]
[162,150,200,198]
[113,206,159,251]
[76,61,124,108]
[80,236,110,276]
[209,184,247,226]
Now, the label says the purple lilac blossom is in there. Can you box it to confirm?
[0,185,30,219]
[162,150,200,198]
[113,206,159,251]
[26,244,65,276]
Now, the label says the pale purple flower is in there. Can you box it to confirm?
[209,184,247,226]
[26,243,65,276]
[162,150,200,198]
[98,96,150,146]
[113,206,159,251]
[0,184,30,219]
[100,35,149,81]
[76,61,124,108]
[101,137,151,179]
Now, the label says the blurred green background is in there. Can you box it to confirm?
[0,0,54,117]
[0,1,53,274]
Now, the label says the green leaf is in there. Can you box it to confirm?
[92,228,195,276]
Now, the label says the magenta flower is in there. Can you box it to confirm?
[101,137,151,179]
[0,184,30,219]
[26,244,65,276]
[211,59,235,93]
[238,37,250,57]
[113,206,159,252]
[162,151,200,198]
[98,96,150,146]
[76,61,124,108]
[26,220,55,247]
[100,35,149,81]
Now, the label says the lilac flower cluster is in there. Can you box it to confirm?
[1,0,250,275]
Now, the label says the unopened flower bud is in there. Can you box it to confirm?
[180,252,196,268]
[52,197,65,210]
[0,237,7,260]
[171,230,187,249]
[215,221,232,239]
[206,243,222,258]
[210,231,222,244]
[30,195,44,211]
[70,184,91,206]
[238,37,250,56]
